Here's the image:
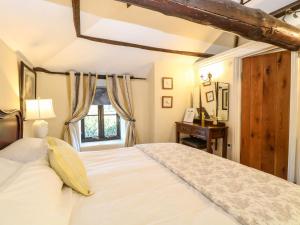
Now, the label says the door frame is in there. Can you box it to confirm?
[195,42,300,182]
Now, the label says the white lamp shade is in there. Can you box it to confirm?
[25,99,56,120]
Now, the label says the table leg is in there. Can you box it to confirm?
[207,134,213,154]
[222,128,228,158]
[176,131,180,143]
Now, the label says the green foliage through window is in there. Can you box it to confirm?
[81,105,120,142]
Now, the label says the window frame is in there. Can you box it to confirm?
[81,105,121,143]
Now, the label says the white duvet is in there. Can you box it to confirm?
[71,147,239,225]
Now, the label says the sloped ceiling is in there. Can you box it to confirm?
[0,0,297,76]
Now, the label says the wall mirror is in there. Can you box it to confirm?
[217,82,229,121]
[200,82,229,121]
[200,81,217,117]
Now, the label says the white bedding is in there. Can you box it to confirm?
[71,147,239,225]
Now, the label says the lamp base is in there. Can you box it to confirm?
[32,120,48,138]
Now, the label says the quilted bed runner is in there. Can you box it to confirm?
[136,143,300,225]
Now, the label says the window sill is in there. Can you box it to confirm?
[80,139,125,152]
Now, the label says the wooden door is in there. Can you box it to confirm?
[241,51,291,179]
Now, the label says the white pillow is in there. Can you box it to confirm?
[0,158,22,186]
[0,158,74,225]
[0,138,48,163]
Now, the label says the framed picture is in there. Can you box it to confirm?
[206,91,214,103]
[19,61,37,115]
[222,89,229,110]
[183,108,195,123]
[162,77,173,89]
[162,96,173,108]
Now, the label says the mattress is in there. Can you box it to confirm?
[70,147,239,225]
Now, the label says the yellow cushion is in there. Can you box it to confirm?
[47,137,92,196]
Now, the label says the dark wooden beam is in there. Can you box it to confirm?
[271,1,300,18]
[241,0,252,5]
[71,0,213,58]
[34,67,147,80]
[116,0,300,51]
[79,34,213,58]
[234,0,252,48]
[72,0,80,36]
[234,36,240,48]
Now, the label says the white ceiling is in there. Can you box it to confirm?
[0,0,297,76]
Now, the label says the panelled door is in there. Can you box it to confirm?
[241,51,291,179]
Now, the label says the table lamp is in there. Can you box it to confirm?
[25,99,56,138]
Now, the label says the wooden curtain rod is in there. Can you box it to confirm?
[34,67,147,80]
[271,1,300,18]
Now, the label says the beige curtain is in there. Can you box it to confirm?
[106,75,137,147]
[64,72,97,151]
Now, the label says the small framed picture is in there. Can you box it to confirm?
[222,89,229,110]
[19,61,37,116]
[162,96,173,108]
[162,77,173,89]
[206,91,214,103]
[183,108,195,123]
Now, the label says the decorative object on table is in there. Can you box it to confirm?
[162,96,173,108]
[162,77,173,89]
[19,61,37,117]
[211,114,218,125]
[25,99,56,138]
[206,91,214,103]
[197,107,210,119]
[183,108,196,123]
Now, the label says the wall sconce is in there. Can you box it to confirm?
[200,72,213,82]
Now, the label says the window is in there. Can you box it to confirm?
[81,105,121,143]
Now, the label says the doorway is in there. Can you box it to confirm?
[240,51,291,179]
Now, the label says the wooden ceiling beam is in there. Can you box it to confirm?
[115,0,300,51]
[71,0,213,58]
[79,34,213,57]
[271,1,300,18]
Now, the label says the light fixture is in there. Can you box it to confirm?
[200,72,213,82]
[283,9,300,22]
[25,99,56,138]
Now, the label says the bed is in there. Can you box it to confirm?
[1,110,300,225]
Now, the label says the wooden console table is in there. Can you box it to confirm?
[175,121,228,158]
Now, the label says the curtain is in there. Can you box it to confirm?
[106,75,137,147]
[63,72,97,151]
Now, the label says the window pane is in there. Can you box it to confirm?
[84,116,99,138]
[104,115,117,137]
[88,105,98,115]
[104,105,116,115]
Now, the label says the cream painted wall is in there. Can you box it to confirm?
[0,39,20,110]
[150,60,195,143]
[197,59,234,158]
[132,79,151,144]
[39,72,69,138]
